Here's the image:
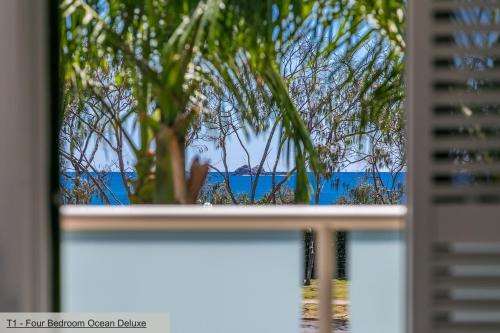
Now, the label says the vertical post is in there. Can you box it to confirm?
[407,0,433,332]
[0,0,52,311]
[318,227,335,333]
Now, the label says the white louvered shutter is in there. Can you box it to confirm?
[408,1,500,332]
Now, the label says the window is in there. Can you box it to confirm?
[3,1,500,332]
[58,1,407,333]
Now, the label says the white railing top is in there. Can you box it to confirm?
[60,205,406,231]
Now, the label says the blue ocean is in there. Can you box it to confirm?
[62,172,405,205]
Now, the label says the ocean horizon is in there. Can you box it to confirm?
[62,171,405,205]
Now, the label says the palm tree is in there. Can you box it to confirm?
[61,0,404,204]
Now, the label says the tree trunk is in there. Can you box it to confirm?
[154,124,188,204]
[154,123,208,204]
[304,230,315,286]
[314,173,321,205]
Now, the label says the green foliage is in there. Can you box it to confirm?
[198,181,295,205]
[61,0,329,203]
[302,279,349,320]
[60,172,113,204]
[336,181,404,205]
[318,0,405,131]
[302,279,348,300]
[61,0,406,203]
[61,175,97,204]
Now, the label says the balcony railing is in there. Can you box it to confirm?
[60,205,406,333]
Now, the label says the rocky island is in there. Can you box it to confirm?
[233,164,265,176]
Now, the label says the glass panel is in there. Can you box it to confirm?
[62,231,302,333]
[348,231,405,333]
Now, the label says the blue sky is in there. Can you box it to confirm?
[91,127,294,172]
[186,128,292,172]
[90,126,366,173]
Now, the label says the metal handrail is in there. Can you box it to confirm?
[60,205,406,231]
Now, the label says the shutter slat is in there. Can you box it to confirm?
[432,2,500,11]
[432,115,500,126]
[432,92,500,104]
[434,24,500,34]
[434,322,500,333]
[434,299,500,311]
[434,253,500,265]
[433,71,500,80]
[432,138,500,150]
[432,186,500,195]
[432,163,500,173]
[433,48,500,57]
[434,276,500,289]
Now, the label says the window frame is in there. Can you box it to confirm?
[0,0,58,312]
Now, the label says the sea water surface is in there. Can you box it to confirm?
[62,172,405,205]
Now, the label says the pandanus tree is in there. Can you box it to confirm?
[61,0,405,204]
[62,0,325,203]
